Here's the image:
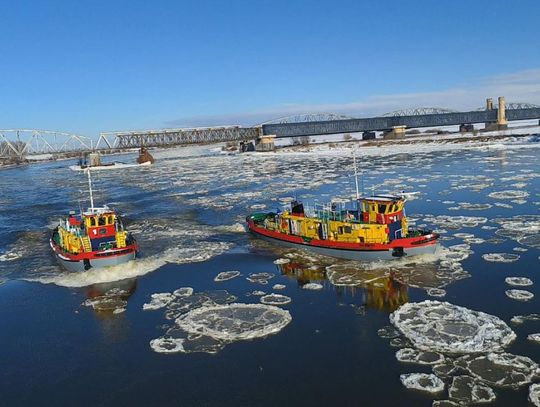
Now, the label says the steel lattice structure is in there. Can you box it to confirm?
[259,112,356,125]
[262,107,540,138]
[0,129,100,159]
[382,107,458,117]
[476,102,540,110]
[104,126,261,149]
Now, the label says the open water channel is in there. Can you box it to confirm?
[1,137,539,406]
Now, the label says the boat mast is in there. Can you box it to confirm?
[353,151,360,200]
[86,169,95,211]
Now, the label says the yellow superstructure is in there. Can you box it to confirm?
[260,195,409,245]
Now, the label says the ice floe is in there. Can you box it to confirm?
[149,337,185,354]
[214,270,241,282]
[505,277,533,287]
[395,348,444,365]
[432,401,460,407]
[0,249,22,262]
[82,288,129,313]
[148,286,292,355]
[455,352,538,389]
[505,289,534,301]
[482,253,520,263]
[426,288,446,298]
[173,287,194,297]
[272,284,286,290]
[260,293,292,306]
[377,326,401,339]
[530,383,540,406]
[488,190,529,200]
[302,282,323,290]
[448,375,496,404]
[246,272,274,284]
[390,301,516,354]
[400,373,445,393]
[143,293,176,311]
[510,314,540,325]
[527,333,540,344]
[176,303,292,341]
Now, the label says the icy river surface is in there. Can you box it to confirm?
[1,137,540,406]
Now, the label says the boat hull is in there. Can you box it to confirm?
[50,239,137,272]
[247,221,439,261]
[69,162,151,172]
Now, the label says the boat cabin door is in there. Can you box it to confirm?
[318,223,328,240]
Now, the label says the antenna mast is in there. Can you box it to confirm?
[86,169,95,211]
[353,151,360,200]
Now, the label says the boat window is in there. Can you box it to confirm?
[344,226,352,234]
[90,217,96,227]
[378,204,386,213]
[338,227,343,234]
[109,215,114,225]
[99,228,107,235]
[98,217,106,226]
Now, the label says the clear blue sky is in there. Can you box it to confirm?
[1,0,539,135]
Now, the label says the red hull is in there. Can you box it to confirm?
[247,220,439,251]
[50,239,139,261]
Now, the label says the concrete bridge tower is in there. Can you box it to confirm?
[497,96,508,129]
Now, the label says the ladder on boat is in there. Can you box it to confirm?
[81,236,91,252]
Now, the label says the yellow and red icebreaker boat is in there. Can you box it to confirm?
[247,195,439,261]
[50,170,138,272]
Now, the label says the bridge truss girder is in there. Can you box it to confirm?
[0,129,95,159]
[109,127,261,148]
[262,108,540,138]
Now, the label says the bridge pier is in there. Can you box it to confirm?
[255,134,276,152]
[459,124,474,132]
[484,96,508,130]
[362,131,376,140]
[383,126,406,140]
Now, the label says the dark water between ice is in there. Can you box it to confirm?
[0,140,539,406]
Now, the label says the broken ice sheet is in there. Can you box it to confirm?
[395,348,444,365]
[530,383,540,407]
[455,352,538,389]
[390,301,516,354]
[448,375,496,404]
[142,293,176,311]
[246,272,274,284]
[377,325,401,339]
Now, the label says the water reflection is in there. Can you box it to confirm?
[276,258,409,312]
[83,278,137,342]
[85,278,138,313]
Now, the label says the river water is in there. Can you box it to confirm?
[0,137,539,406]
